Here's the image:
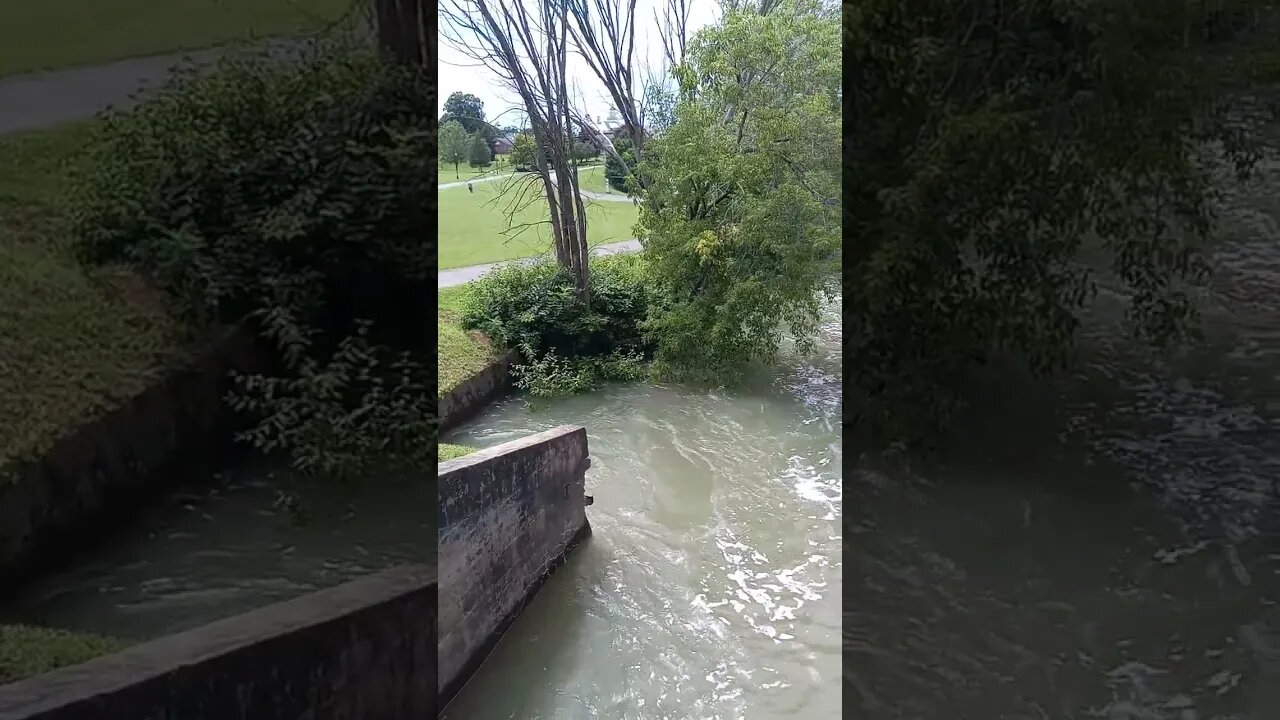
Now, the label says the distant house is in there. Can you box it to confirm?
[491,133,517,155]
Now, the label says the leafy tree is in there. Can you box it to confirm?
[467,131,492,167]
[442,91,492,138]
[642,83,677,136]
[847,0,1275,447]
[439,120,468,178]
[604,135,636,191]
[570,139,598,165]
[509,132,537,170]
[638,1,841,384]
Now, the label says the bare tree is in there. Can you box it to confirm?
[562,0,696,193]
[441,0,593,303]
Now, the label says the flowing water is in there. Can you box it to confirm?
[1,468,432,641]
[440,304,844,718]
[850,119,1280,717]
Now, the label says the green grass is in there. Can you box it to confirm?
[439,443,477,461]
[438,285,496,396]
[438,167,638,269]
[0,122,180,475]
[0,624,125,684]
[0,0,356,78]
[438,156,513,183]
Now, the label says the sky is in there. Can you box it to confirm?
[438,0,720,131]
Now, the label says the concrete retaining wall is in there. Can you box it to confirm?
[0,325,266,590]
[0,564,437,720]
[438,349,519,433]
[437,425,591,709]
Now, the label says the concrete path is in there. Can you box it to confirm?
[437,172,519,191]
[438,239,641,289]
[0,39,304,136]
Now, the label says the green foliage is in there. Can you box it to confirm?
[0,624,124,684]
[846,0,1275,446]
[571,139,598,164]
[460,254,652,361]
[439,443,476,461]
[513,348,648,397]
[442,91,494,140]
[638,1,841,385]
[228,312,432,481]
[72,41,433,331]
[439,120,468,177]
[69,40,435,477]
[604,135,637,192]
[642,83,677,136]
[510,132,537,171]
[467,131,492,168]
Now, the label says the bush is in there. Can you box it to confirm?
[603,136,636,192]
[460,254,651,361]
[468,131,492,168]
[71,40,433,337]
[69,39,435,478]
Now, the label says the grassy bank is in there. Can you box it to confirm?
[439,443,477,461]
[438,284,496,397]
[438,164,636,269]
[0,0,355,78]
[0,122,180,474]
[0,624,123,684]
[437,156,512,183]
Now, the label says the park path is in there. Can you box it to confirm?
[438,239,641,289]
[0,39,303,136]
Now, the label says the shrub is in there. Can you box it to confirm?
[71,40,433,337]
[603,136,636,192]
[460,254,651,361]
[468,131,492,168]
[69,39,435,478]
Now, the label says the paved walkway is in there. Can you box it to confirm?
[0,39,303,136]
[438,239,641,289]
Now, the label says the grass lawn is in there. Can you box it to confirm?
[438,168,638,269]
[438,285,496,397]
[0,624,124,684]
[438,156,513,183]
[438,443,477,461]
[0,0,355,78]
[0,121,180,475]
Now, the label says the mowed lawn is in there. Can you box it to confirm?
[0,122,180,474]
[438,156,512,184]
[438,165,638,269]
[0,0,354,77]
[437,285,494,396]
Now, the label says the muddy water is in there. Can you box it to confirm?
[1,468,432,641]
[441,306,843,718]
[850,119,1280,718]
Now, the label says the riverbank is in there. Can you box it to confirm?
[0,122,184,477]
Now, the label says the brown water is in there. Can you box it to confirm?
[849,120,1280,718]
[441,304,843,718]
[1,468,432,641]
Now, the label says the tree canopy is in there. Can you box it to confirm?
[846,0,1276,446]
[442,91,495,140]
[638,0,841,384]
[439,120,468,178]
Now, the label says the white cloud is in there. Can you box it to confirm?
[438,0,719,130]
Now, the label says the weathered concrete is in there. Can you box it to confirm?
[438,349,520,433]
[437,426,592,709]
[0,324,267,591]
[0,564,437,720]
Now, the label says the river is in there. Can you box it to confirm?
[0,467,432,641]
[440,303,843,718]
[850,120,1280,717]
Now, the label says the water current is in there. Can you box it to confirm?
[850,114,1280,718]
[441,303,844,718]
[0,468,432,641]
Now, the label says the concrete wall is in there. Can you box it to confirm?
[437,425,592,708]
[438,349,519,433]
[0,564,437,720]
[0,325,266,590]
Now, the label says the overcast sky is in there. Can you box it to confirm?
[438,0,720,130]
